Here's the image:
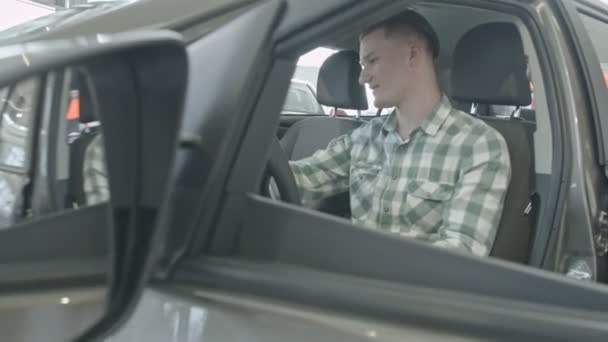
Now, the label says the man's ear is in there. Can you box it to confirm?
[407,43,419,66]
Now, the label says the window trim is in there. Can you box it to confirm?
[558,0,608,166]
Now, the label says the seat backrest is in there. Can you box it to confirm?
[452,22,535,263]
[281,50,367,215]
[518,108,536,122]
[478,117,535,262]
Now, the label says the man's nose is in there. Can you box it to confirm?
[359,67,370,85]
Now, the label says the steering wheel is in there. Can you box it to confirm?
[261,137,301,205]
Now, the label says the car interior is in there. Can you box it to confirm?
[273,3,554,265]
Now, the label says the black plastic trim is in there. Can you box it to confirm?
[231,194,608,311]
[0,204,109,262]
[152,1,287,272]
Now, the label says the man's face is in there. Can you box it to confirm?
[359,29,414,108]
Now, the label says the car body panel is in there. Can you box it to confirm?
[0,287,105,342]
[109,287,479,342]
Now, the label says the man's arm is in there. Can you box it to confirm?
[289,133,353,206]
[431,131,511,257]
[83,135,110,205]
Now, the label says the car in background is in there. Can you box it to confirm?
[282,79,326,115]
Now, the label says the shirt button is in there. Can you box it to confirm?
[383,208,389,213]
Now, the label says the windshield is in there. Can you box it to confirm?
[0,0,135,41]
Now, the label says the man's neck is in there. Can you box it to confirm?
[395,85,441,140]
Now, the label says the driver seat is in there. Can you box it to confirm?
[281,50,367,216]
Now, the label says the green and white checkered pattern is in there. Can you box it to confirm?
[83,135,109,206]
[290,96,511,256]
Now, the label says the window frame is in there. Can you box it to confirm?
[561,0,608,166]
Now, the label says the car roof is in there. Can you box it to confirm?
[0,0,362,45]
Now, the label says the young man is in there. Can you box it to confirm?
[289,11,511,257]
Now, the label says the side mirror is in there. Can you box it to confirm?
[0,31,187,340]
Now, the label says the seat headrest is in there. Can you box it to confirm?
[316,50,368,110]
[450,23,531,106]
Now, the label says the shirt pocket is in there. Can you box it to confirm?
[403,179,454,233]
[350,162,381,213]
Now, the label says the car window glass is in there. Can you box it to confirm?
[579,13,608,89]
[282,47,386,116]
[263,6,560,270]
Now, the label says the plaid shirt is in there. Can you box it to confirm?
[290,96,511,256]
[83,134,109,206]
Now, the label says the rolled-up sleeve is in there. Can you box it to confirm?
[289,133,353,206]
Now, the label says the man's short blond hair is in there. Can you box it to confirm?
[360,10,440,59]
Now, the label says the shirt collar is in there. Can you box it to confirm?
[382,95,452,137]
